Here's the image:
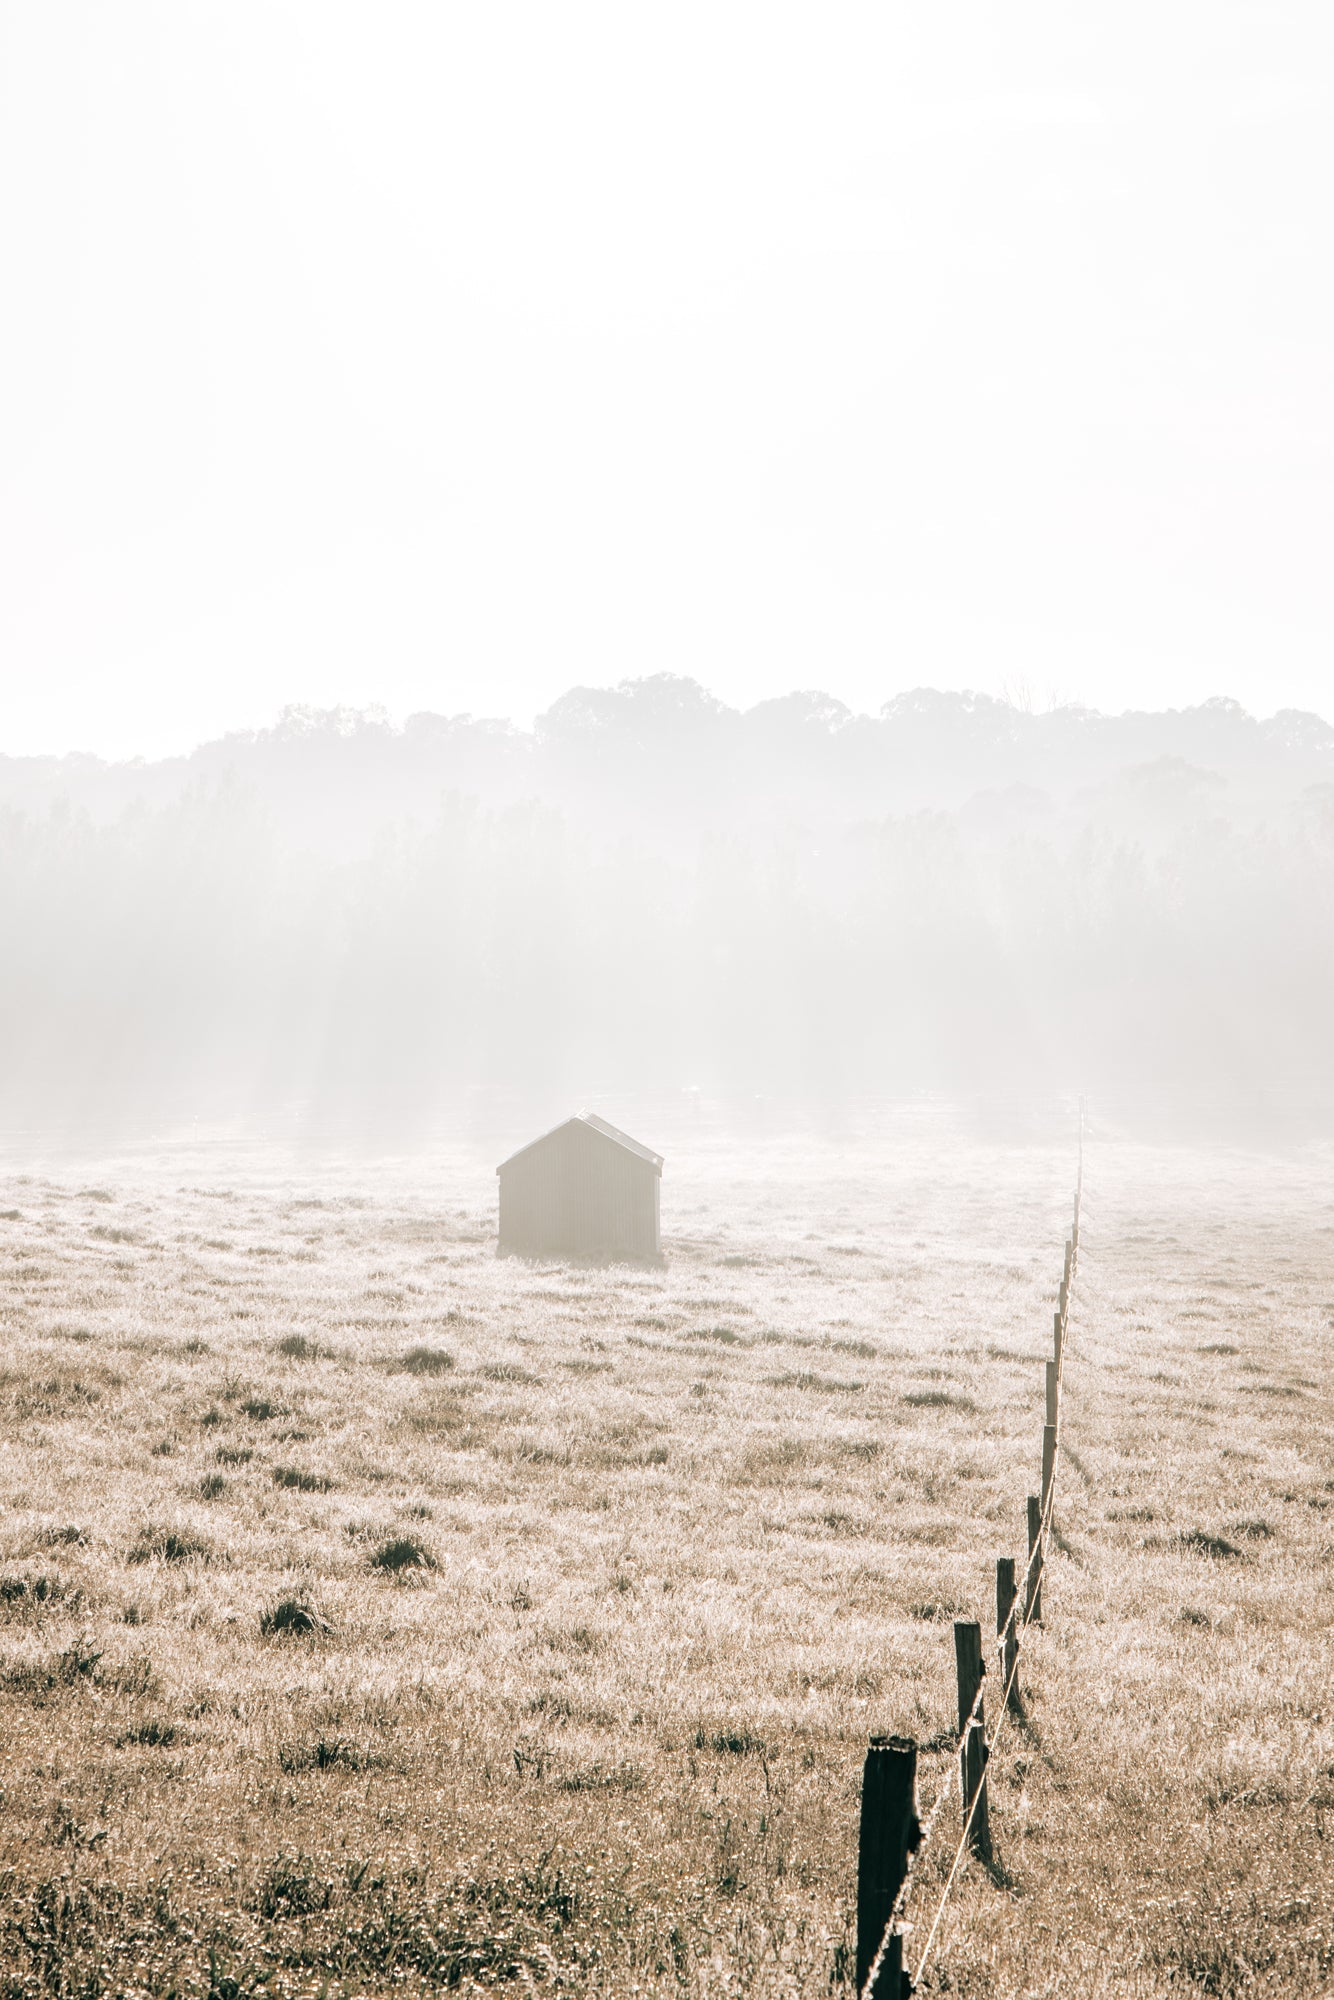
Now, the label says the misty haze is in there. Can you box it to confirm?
[3,680,1332,1146]
[2,6,1332,1998]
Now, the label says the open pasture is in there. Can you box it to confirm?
[0,1130,1330,1997]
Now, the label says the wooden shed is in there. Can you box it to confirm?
[496,1113,663,1264]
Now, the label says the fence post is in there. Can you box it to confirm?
[953,1622,991,1860]
[1041,1422,1056,1511]
[996,1556,1020,1713]
[1026,1494,1043,1624]
[1045,1359,1058,1430]
[855,1735,919,1997]
[1053,1310,1063,1367]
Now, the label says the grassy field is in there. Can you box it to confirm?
[0,1127,1330,1997]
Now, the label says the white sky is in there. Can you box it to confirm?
[2,3,1331,758]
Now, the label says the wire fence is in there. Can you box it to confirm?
[855,1115,1084,1998]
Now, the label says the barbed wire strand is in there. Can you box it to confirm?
[911,1179,1080,1989]
[860,1142,1083,1999]
[909,1524,1049,1987]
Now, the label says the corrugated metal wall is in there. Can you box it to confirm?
[498,1122,660,1263]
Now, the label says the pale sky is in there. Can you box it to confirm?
[2,3,1331,758]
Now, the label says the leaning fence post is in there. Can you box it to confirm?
[953,1622,991,1860]
[996,1556,1021,1713]
[1045,1359,1058,1430]
[1026,1494,1043,1624]
[855,1735,919,1997]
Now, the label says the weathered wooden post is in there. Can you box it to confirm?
[996,1556,1021,1713]
[1026,1494,1043,1624]
[855,1735,919,1997]
[1045,1359,1058,1430]
[1053,1309,1064,1367]
[1042,1422,1056,1509]
[953,1622,991,1860]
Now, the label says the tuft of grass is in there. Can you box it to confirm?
[258,1596,331,1637]
[1,1574,72,1606]
[241,1397,280,1421]
[215,1445,252,1465]
[1176,1528,1245,1560]
[272,1465,333,1492]
[394,1345,456,1376]
[198,1473,226,1500]
[38,1525,88,1547]
[545,1623,601,1656]
[57,1638,104,1682]
[558,1761,643,1793]
[909,1596,968,1622]
[370,1535,435,1574]
[767,1370,862,1393]
[279,1736,363,1773]
[116,1719,178,1748]
[696,1726,765,1756]
[254,1854,334,1918]
[128,1529,212,1566]
[274,1333,329,1361]
[903,1388,978,1413]
[816,1509,865,1535]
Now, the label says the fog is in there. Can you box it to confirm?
[2,679,1330,1147]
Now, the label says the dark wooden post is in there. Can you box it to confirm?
[1045,1359,1058,1429]
[1026,1494,1043,1624]
[855,1735,919,1996]
[996,1556,1020,1712]
[953,1622,991,1860]
[1041,1422,1056,1509]
[1053,1309,1063,1366]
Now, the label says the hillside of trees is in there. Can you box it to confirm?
[2,681,1331,1143]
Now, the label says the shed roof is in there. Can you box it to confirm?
[496,1111,664,1175]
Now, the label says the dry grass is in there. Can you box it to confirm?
[0,1130,1330,1997]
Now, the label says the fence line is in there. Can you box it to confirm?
[856,1112,1083,1997]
